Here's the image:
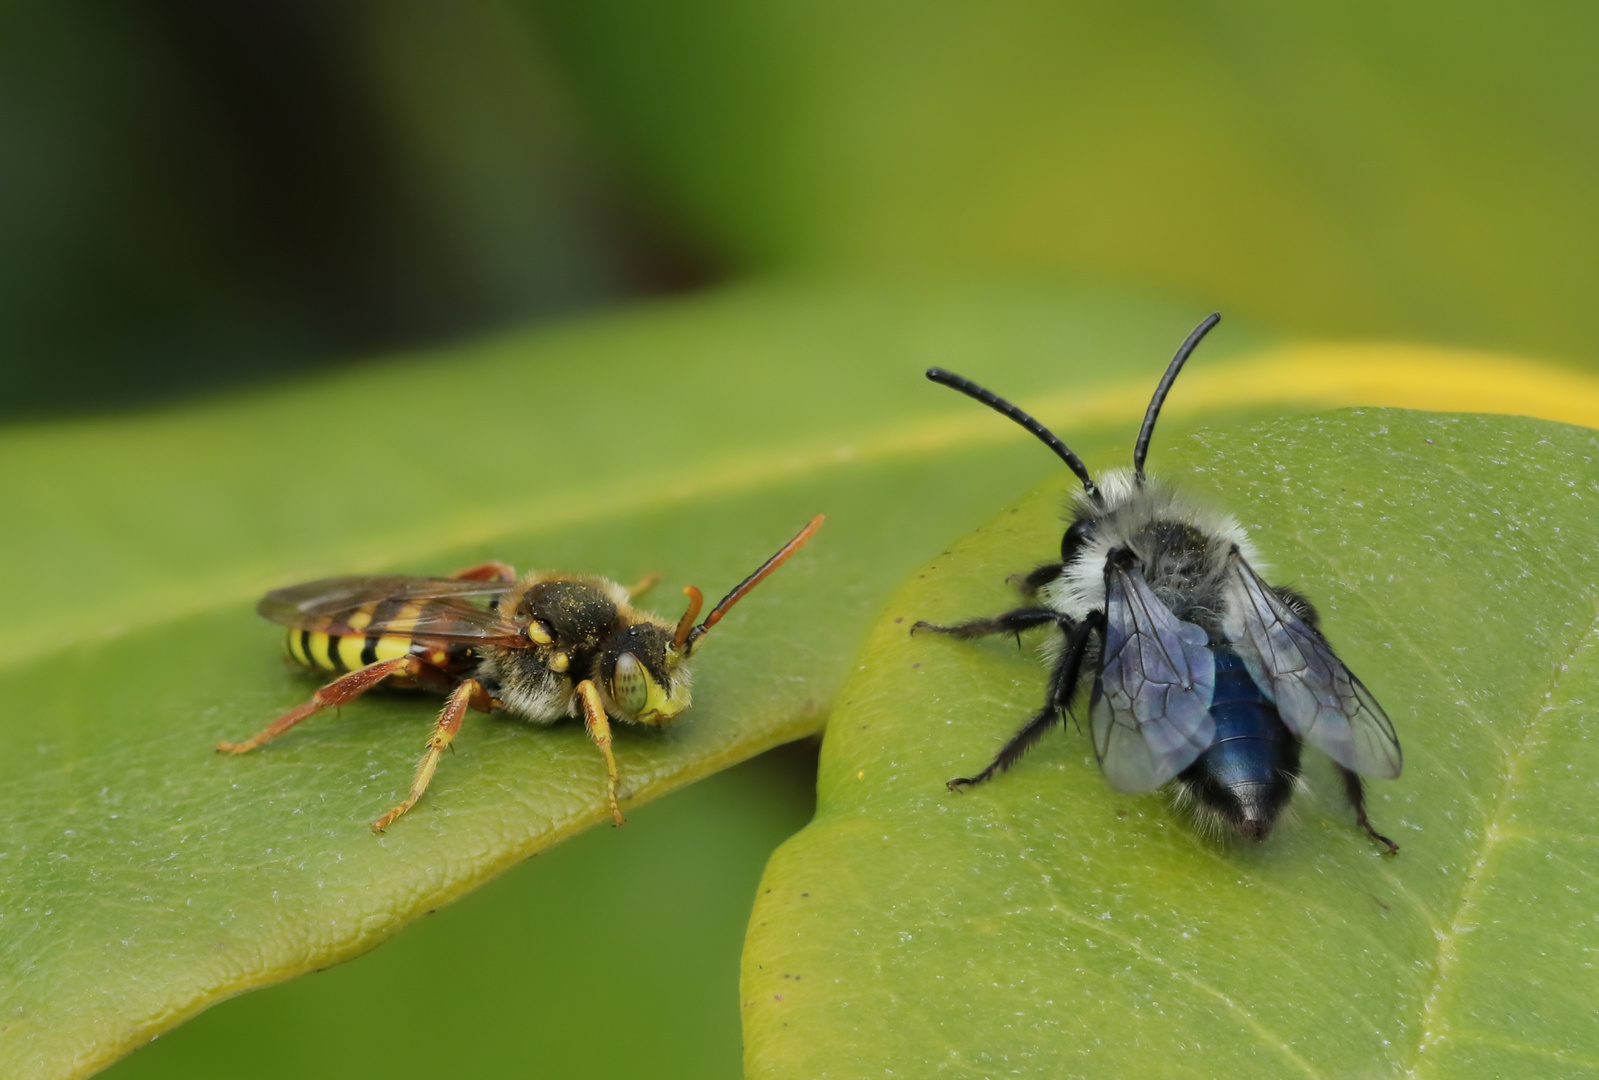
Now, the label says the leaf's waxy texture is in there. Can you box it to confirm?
[744,410,1599,1079]
[0,285,1276,1080]
[8,284,1599,1080]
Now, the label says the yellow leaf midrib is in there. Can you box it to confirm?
[6,342,1595,673]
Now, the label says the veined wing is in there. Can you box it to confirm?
[258,576,527,645]
[1220,551,1402,779]
[1091,560,1217,792]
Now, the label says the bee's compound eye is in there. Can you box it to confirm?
[1062,519,1096,563]
[612,652,649,714]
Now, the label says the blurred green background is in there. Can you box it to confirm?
[7,0,1599,423]
[5,1,1596,1076]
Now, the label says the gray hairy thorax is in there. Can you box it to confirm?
[1044,470,1255,629]
[1120,519,1233,639]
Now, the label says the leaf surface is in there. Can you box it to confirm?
[744,408,1599,1079]
[6,283,1599,1079]
[0,284,1266,1079]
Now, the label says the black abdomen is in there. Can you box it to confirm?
[1178,647,1302,841]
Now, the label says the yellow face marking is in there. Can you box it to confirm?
[634,665,686,727]
[527,621,553,646]
[549,652,570,674]
[374,635,413,663]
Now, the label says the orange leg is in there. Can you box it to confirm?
[576,679,626,826]
[371,678,495,833]
[625,573,661,601]
[448,561,517,582]
[218,656,424,754]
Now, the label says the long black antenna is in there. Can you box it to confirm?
[926,368,1099,500]
[1132,312,1221,482]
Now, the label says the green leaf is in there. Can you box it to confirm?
[0,283,1277,1079]
[100,744,821,1080]
[744,408,1599,1078]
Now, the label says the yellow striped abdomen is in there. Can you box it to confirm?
[281,600,466,675]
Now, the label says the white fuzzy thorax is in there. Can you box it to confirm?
[1039,467,1260,622]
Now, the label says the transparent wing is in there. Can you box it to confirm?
[1090,562,1217,792]
[1220,552,1402,779]
[258,575,527,645]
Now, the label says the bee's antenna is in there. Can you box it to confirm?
[672,586,704,650]
[684,515,824,652]
[1132,312,1221,482]
[925,368,1099,500]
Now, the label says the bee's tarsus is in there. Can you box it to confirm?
[912,607,1061,641]
[370,677,488,832]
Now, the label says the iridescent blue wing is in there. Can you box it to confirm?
[1091,561,1217,792]
[1220,551,1402,779]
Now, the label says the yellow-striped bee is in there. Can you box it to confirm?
[220,516,823,832]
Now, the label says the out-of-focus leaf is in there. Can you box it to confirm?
[744,408,1599,1079]
[530,0,1599,362]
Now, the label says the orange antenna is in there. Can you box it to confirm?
[686,515,824,651]
[673,586,704,649]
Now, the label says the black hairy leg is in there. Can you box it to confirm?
[1009,562,1064,597]
[948,612,1102,791]
[1337,764,1399,855]
[913,606,1063,647]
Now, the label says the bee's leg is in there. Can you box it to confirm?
[948,613,1099,791]
[624,573,661,600]
[1053,610,1103,735]
[1336,765,1399,855]
[218,656,424,754]
[575,679,626,826]
[1007,562,1065,598]
[912,606,1063,647]
[371,678,494,833]
[448,561,517,582]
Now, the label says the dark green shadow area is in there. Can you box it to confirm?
[101,740,817,1080]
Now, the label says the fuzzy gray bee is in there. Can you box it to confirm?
[915,314,1402,851]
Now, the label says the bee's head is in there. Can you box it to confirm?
[599,622,691,727]
[599,514,825,727]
